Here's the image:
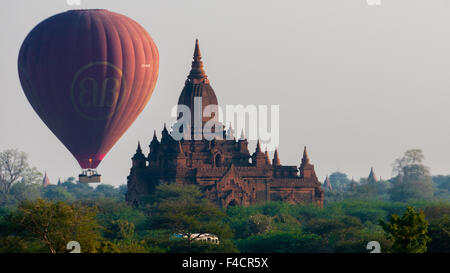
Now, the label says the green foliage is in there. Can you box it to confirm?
[329,172,351,192]
[236,232,324,253]
[8,181,41,203]
[390,150,434,202]
[143,184,237,253]
[380,206,431,253]
[432,175,450,200]
[0,149,42,206]
[2,199,102,253]
[57,179,125,201]
[334,226,391,253]
[94,199,147,238]
[246,214,274,235]
[1,168,449,253]
[423,204,450,253]
[427,216,450,253]
[324,150,448,204]
[433,175,450,191]
[108,220,148,253]
[42,185,74,202]
[354,179,390,201]
[95,184,120,199]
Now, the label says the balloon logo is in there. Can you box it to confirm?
[70,61,126,121]
[18,9,159,171]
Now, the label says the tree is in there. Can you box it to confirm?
[390,149,433,201]
[108,220,148,253]
[94,184,122,199]
[392,149,424,176]
[236,231,324,253]
[427,216,450,253]
[145,184,236,252]
[42,185,74,202]
[432,175,450,200]
[354,178,389,201]
[0,149,42,200]
[380,206,431,253]
[329,172,351,192]
[246,214,274,235]
[423,205,450,253]
[118,184,128,196]
[5,199,102,253]
[60,178,94,199]
[304,216,364,249]
[9,181,41,203]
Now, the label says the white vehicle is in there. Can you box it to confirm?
[176,233,220,244]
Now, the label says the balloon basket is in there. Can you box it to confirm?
[79,169,101,183]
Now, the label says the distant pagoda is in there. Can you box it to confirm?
[42,172,51,187]
[323,175,333,191]
[368,167,378,183]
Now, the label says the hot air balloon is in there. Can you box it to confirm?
[18,9,159,183]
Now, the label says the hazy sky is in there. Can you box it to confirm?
[1,0,449,186]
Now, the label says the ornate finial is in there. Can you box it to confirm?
[42,171,50,187]
[137,141,142,153]
[256,140,262,153]
[194,39,201,61]
[150,130,160,146]
[273,148,281,166]
[162,123,169,138]
[188,39,208,82]
[302,146,310,165]
[323,175,332,191]
[368,167,378,183]
[239,129,246,140]
[265,148,271,165]
[132,141,146,162]
[227,123,235,139]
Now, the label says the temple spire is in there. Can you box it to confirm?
[194,39,201,61]
[42,171,51,187]
[132,141,146,168]
[273,148,281,166]
[161,123,169,140]
[239,129,246,140]
[323,175,332,191]
[368,167,378,183]
[137,141,142,153]
[265,148,271,165]
[299,146,316,178]
[188,39,208,82]
[256,140,262,153]
[227,123,235,140]
[150,129,160,152]
[301,146,310,165]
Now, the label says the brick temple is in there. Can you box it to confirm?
[126,40,324,208]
